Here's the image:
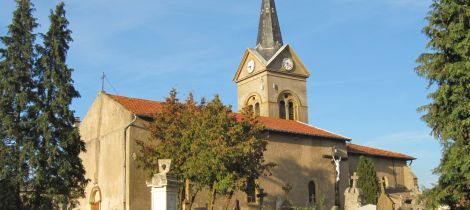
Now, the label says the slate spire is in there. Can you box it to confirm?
[256,0,283,60]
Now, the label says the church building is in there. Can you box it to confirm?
[76,0,419,209]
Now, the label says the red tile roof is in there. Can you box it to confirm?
[107,94,350,141]
[347,143,415,160]
[108,94,163,117]
[107,94,415,159]
[257,116,350,140]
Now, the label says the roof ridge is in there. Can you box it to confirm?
[349,143,408,155]
[297,121,351,140]
[347,143,415,160]
[107,93,163,103]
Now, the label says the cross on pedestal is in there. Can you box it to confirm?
[257,188,268,208]
[351,172,359,188]
[380,177,386,193]
[282,183,292,197]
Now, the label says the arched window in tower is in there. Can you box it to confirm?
[245,95,261,116]
[278,92,298,121]
[288,101,295,120]
[279,100,286,119]
[247,105,254,114]
[308,181,316,205]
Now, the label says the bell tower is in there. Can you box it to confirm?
[233,0,310,123]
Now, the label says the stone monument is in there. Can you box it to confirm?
[344,172,362,210]
[278,183,294,210]
[377,177,395,210]
[146,159,181,210]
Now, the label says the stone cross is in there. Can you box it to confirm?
[351,172,359,188]
[282,183,292,196]
[380,177,386,193]
[257,188,268,207]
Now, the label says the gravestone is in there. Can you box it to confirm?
[358,204,377,210]
[257,188,268,208]
[344,172,362,210]
[376,177,395,210]
[146,159,181,210]
[279,183,294,210]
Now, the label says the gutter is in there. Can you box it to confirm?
[123,114,137,210]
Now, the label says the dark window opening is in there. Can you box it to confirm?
[279,101,286,119]
[308,181,316,205]
[255,103,260,116]
[288,101,294,120]
[246,179,256,203]
[247,105,253,114]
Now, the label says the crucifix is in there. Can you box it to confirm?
[322,147,348,207]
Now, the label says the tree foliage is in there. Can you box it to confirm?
[415,0,469,208]
[137,90,273,210]
[0,0,39,209]
[0,1,86,209]
[34,2,88,208]
[356,156,379,205]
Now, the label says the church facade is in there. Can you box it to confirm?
[76,0,419,210]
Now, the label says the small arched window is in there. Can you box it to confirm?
[245,95,261,116]
[308,181,316,205]
[279,100,286,119]
[278,93,298,121]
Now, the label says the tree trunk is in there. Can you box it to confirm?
[207,184,217,210]
[223,190,234,210]
[188,187,200,210]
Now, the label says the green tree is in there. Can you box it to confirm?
[137,90,272,210]
[33,2,88,209]
[0,0,38,209]
[187,95,270,210]
[415,0,469,209]
[356,156,379,205]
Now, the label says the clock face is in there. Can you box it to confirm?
[282,58,294,71]
[247,60,255,74]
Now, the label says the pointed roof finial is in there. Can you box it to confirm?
[256,0,283,60]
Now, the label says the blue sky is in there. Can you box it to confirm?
[0,0,440,187]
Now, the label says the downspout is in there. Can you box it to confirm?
[123,114,137,210]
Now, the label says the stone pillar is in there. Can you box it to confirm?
[146,159,181,210]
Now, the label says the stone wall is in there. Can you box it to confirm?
[348,154,409,190]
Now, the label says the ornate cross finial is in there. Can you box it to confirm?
[351,172,359,188]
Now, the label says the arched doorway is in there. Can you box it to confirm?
[89,186,101,210]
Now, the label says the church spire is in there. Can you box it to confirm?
[256,0,284,60]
